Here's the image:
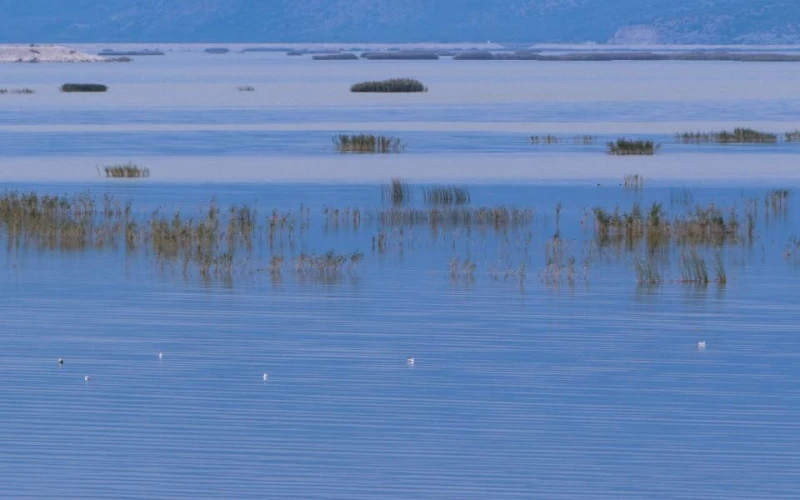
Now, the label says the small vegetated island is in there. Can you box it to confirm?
[312,53,359,60]
[60,83,108,93]
[351,78,427,93]
[607,138,659,155]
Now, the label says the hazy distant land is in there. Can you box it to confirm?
[0,44,110,63]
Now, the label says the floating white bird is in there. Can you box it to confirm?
[84,375,91,382]
[406,357,415,366]
[697,341,706,351]
[262,373,269,381]
[158,352,163,360]
[58,358,64,367]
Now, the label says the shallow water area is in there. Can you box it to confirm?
[1,46,800,499]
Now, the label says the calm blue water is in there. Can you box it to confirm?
[3,51,800,498]
[4,99,800,125]
[1,131,798,156]
[1,182,800,499]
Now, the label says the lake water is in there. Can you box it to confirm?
[1,48,800,499]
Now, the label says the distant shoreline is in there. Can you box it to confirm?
[0,44,108,63]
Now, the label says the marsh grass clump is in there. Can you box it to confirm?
[103,163,150,178]
[333,134,404,153]
[593,203,652,249]
[541,236,578,286]
[672,205,739,247]
[60,83,108,93]
[423,185,471,205]
[714,252,727,285]
[676,128,778,144]
[623,174,644,190]
[382,179,411,206]
[593,201,740,251]
[237,86,255,91]
[0,190,129,251]
[0,88,35,94]
[350,78,427,93]
[449,257,477,282]
[766,189,790,214]
[635,257,662,285]
[679,250,709,285]
[785,131,800,142]
[607,138,659,156]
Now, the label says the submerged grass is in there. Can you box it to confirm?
[784,236,800,264]
[449,257,477,282]
[530,135,560,145]
[423,186,471,205]
[530,135,596,145]
[375,206,534,230]
[766,189,791,214]
[293,251,363,281]
[0,88,35,94]
[623,174,644,190]
[0,184,790,290]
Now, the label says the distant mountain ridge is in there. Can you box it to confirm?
[2,0,799,44]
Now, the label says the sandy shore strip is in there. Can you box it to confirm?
[1,153,799,184]
[4,121,800,134]
[0,44,108,63]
